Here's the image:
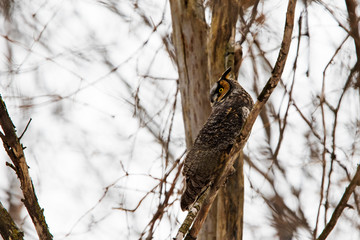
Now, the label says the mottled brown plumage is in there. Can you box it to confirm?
[180,68,253,211]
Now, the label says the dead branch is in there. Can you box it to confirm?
[317,165,360,240]
[0,95,53,240]
[182,0,297,238]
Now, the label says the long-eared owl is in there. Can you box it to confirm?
[180,68,253,211]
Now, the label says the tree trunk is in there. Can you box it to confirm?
[169,0,211,147]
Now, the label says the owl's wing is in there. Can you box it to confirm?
[183,148,225,180]
[181,148,227,210]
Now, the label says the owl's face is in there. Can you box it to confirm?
[210,68,233,107]
[209,79,231,106]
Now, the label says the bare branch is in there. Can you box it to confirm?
[0,95,53,240]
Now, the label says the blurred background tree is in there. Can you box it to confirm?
[0,0,359,239]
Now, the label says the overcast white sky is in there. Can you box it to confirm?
[0,0,359,239]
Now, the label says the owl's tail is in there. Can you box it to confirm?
[180,179,206,211]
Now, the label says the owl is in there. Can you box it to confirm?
[180,67,253,211]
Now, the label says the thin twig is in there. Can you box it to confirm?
[313,65,327,239]
[18,118,32,140]
[323,35,351,224]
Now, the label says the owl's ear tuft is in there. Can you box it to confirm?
[220,67,232,80]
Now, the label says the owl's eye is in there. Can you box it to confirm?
[219,88,224,93]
